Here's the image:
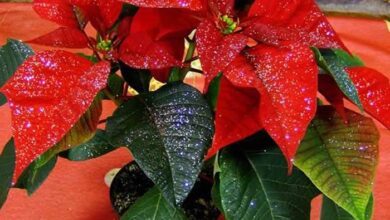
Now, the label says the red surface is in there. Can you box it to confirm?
[2,51,110,180]
[0,3,389,220]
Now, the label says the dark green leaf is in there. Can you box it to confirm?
[295,106,379,220]
[119,61,152,93]
[0,39,34,106]
[216,146,319,220]
[104,74,124,100]
[15,151,57,196]
[206,73,222,111]
[121,187,186,220]
[312,48,363,111]
[0,139,15,208]
[110,161,155,215]
[106,82,214,205]
[321,194,374,220]
[60,129,117,161]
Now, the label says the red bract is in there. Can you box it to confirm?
[71,0,123,34]
[194,0,333,165]
[196,19,247,86]
[27,27,89,48]
[348,67,390,129]
[245,43,318,170]
[33,0,80,28]
[119,8,199,69]
[32,0,123,47]
[318,74,347,121]
[246,0,346,49]
[120,0,204,10]
[207,77,262,158]
[0,51,110,179]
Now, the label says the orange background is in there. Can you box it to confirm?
[0,3,389,219]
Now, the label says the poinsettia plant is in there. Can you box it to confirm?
[0,0,388,219]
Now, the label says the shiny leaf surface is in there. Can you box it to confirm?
[106,82,214,205]
[0,51,110,179]
[215,146,319,220]
[0,39,34,106]
[313,48,364,111]
[295,106,379,220]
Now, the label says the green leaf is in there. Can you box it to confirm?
[294,106,379,220]
[216,146,319,220]
[60,129,116,161]
[105,74,125,100]
[106,82,214,205]
[206,73,222,111]
[15,151,57,195]
[120,61,152,94]
[110,161,155,215]
[312,48,364,111]
[0,139,15,208]
[321,194,374,220]
[120,187,186,220]
[0,39,34,106]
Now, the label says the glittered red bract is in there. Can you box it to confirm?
[1,51,109,179]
